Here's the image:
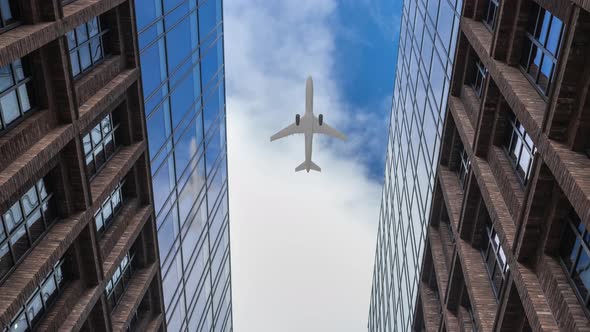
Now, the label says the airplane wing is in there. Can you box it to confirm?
[270,123,304,141]
[314,118,347,141]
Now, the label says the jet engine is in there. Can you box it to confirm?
[318,114,324,126]
[296,114,301,125]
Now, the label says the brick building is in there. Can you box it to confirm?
[0,0,165,331]
[413,0,590,331]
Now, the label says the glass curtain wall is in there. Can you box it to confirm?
[135,0,233,331]
[368,0,462,331]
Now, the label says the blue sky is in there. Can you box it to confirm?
[225,0,402,331]
[331,0,402,178]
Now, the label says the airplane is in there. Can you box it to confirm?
[270,76,347,172]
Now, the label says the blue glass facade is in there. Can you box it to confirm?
[368,0,461,331]
[134,1,232,331]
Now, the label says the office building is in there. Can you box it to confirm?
[413,0,590,331]
[134,0,233,331]
[0,0,165,331]
[368,0,463,330]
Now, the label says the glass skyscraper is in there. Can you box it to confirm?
[135,1,232,331]
[368,0,461,330]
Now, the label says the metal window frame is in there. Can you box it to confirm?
[481,223,509,301]
[106,251,136,312]
[457,142,471,191]
[93,180,125,237]
[483,0,500,32]
[68,17,108,79]
[6,259,66,331]
[519,4,564,98]
[0,59,34,133]
[504,113,536,186]
[0,0,20,33]
[560,212,590,311]
[82,112,120,179]
[0,179,58,284]
[471,58,487,98]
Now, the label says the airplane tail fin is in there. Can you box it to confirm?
[295,161,321,173]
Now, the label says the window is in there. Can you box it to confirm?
[520,3,563,97]
[0,179,57,281]
[560,211,590,311]
[504,113,536,185]
[6,259,66,331]
[465,300,478,331]
[82,112,118,178]
[66,17,106,78]
[126,309,140,332]
[0,59,32,132]
[0,0,18,31]
[483,0,500,31]
[481,222,509,300]
[457,142,471,190]
[94,181,124,236]
[105,251,135,311]
[471,58,487,98]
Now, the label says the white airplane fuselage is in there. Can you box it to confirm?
[300,77,316,172]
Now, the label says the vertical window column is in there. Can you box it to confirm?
[481,222,509,300]
[457,141,471,191]
[471,58,487,98]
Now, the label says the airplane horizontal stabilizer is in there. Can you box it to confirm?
[295,161,321,173]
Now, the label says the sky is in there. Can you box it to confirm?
[224,0,402,331]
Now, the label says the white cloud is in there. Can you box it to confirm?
[224,1,383,331]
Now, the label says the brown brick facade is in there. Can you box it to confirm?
[414,0,590,331]
[0,0,164,331]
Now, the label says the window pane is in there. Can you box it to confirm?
[91,124,102,145]
[0,0,13,24]
[41,275,58,304]
[83,134,92,155]
[76,23,89,44]
[66,31,77,51]
[10,310,28,332]
[90,38,103,63]
[70,51,80,77]
[95,213,104,233]
[0,242,13,277]
[4,202,23,233]
[574,249,590,299]
[10,226,29,261]
[17,84,30,112]
[26,210,44,243]
[1,90,20,124]
[546,18,563,55]
[26,291,44,324]
[0,63,13,92]
[88,17,100,37]
[79,45,92,71]
[22,187,39,216]
[13,60,24,82]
